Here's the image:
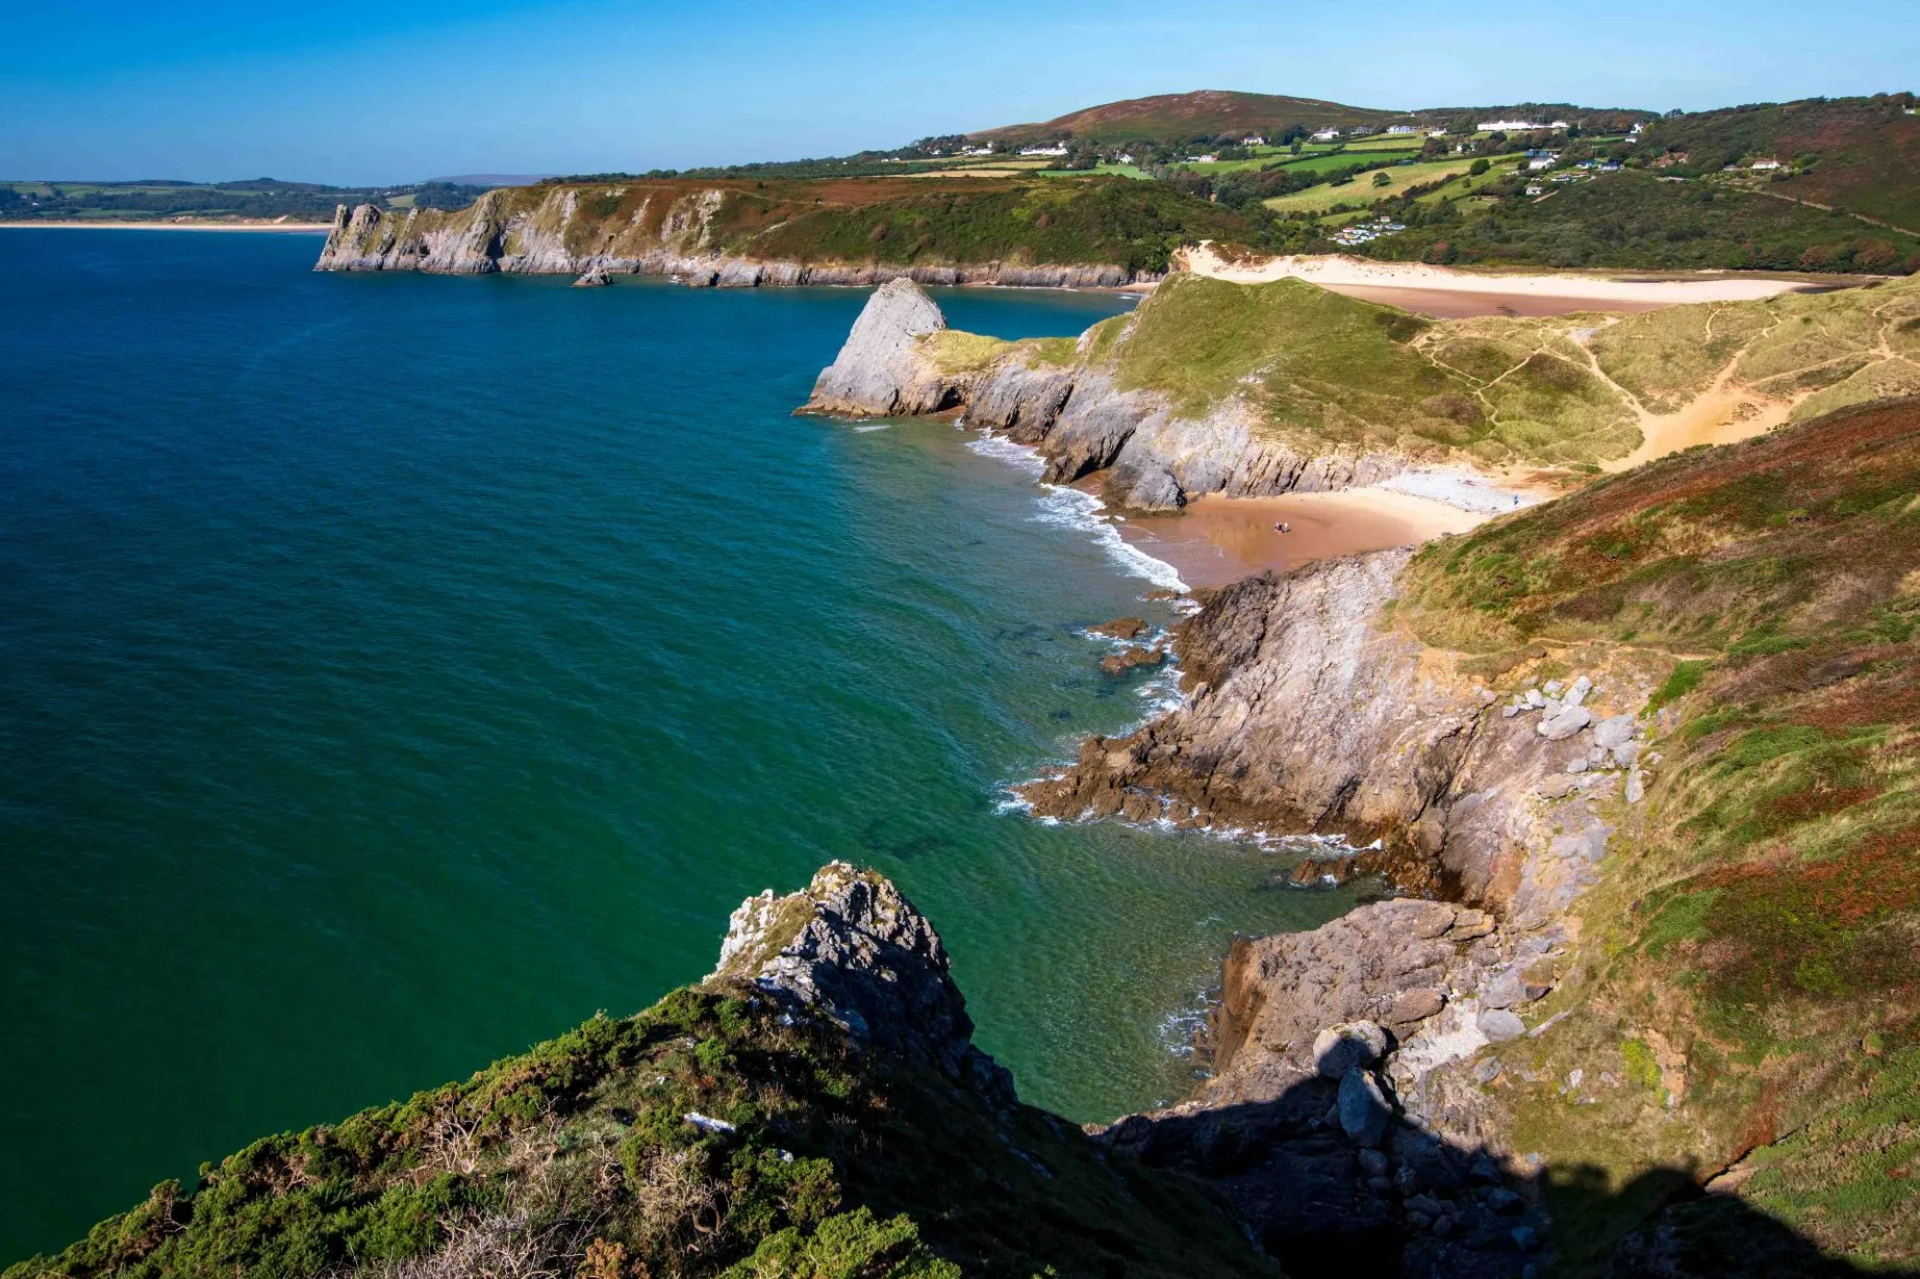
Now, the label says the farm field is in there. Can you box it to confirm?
[1034,163,1151,179]
[1264,154,1520,213]
[1341,135,1426,151]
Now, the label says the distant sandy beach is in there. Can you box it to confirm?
[1120,488,1493,589]
[0,221,332,232]
[1176,245,1830,316]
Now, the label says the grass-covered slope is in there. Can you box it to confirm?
[332,175,1257,276]
[3,983,1267,1279]
[1045,271,1920,472]
[973,90,1394,147]
[1395,397,1920,1269]
[1367,170,1920,274]
[1634,94,1920,232]
[741,178,1254,274]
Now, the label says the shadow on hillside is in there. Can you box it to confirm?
[1098,1072,1913,1279]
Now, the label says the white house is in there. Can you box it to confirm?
[1018,144,1069,157]
[1114,153,1136,165]
[1479,119,1569,132]
[1186,154,1219,164]
[1525,183,1545,196]
[1429,129,1449,138]
[1311,127,1342,142]
[1241,135,1268,146]
[1387,124,1418,135]
[960,145,994,157]
[1527,155,1558,171]
[1751,158,1783,171]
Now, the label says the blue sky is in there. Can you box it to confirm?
[3,0,1914,185]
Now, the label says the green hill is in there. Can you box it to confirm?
[973,89,1399,147]
[1364,168,1920,273]
[1634,93,1920,232]
[1396,394,1920,1268]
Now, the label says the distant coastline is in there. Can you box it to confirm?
[0,220,331,232]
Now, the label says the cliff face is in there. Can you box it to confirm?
[798,279,1433,512]
[1070,398,1920,1275]
[314,183,1162,287]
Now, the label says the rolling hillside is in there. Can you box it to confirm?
[973,90,1399,146]
[1634,93,1920,231]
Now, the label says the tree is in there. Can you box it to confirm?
[1470,158,1491,176]
[1373,171,1393,187]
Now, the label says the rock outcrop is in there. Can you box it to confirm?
[709,861,1012,1101]
[798,280,1439,512]
[799,280,960,417]
[1020,551,1653,923]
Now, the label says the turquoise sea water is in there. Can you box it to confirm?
[0,230,1364,1261]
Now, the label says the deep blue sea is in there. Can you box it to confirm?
[0,230,1363,1261]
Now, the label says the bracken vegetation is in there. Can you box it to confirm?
[1395,396,1920,1269]
[4,987,1267,1279]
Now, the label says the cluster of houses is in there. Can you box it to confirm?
[1330,216,1407,246]
[1016,143,1070,157]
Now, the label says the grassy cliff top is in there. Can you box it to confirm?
[353,176,1259,276]
[961,270,1918,471]
[4,983,1267,1279]
[1395,396,1920,1269]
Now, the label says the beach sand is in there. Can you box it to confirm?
[1120,489,1491,590]
[1176,245,1827,316]
[0,221,332,232]
[1325,283,1677,318]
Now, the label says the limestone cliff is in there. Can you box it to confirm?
[314,182,1163,287]
[798,278,1427,512]
[1065,398,1920,1275]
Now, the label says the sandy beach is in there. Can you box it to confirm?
[0,221,332,232]
[1177,245,1826,315]
[1120,488,1492,589]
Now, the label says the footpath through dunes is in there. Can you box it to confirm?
[1025,396,1920,1274]
[311,175,1256,286]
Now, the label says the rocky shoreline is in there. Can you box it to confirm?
[791,280,1717,1276]
[800,278,1442,513]
[314,196,1158,289]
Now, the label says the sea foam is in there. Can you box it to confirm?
[965,433,1188,592]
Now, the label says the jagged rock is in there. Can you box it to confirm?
[1314,1021,1390,1078]
[571,266,611,287]
[1388,987,1448,1026]
[1566,675,1593,706]
[1592,714,1634,747]
[710,861,1010,1099]
[1202,900,1492,1106]
[1087,617,1147,640]
[1100,645,1166,676]
[1627,768,1647,804]
[1339,1068,1393,1146]
[801,279,958,417]
[1478,1009,1526,1042]
[1537,705,1594,740]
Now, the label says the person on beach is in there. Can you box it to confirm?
[1274,521,1291,534]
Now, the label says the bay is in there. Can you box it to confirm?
[0,230,1363,1261]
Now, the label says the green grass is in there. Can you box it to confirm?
[1360,169,1920,273]
[1262,155,1515,212]
[1393,394,1920,1267]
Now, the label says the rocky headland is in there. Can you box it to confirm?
[794,269,1920,1273]
[313,181,1186,288]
